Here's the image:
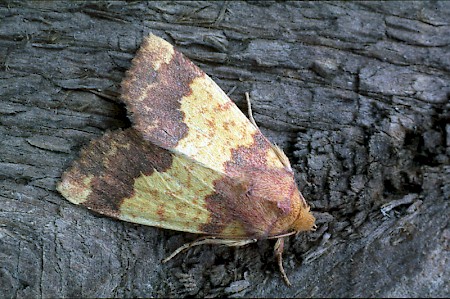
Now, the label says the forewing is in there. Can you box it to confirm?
[57,129,277,237]
[121,34,287,175]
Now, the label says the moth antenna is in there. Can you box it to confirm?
[245,92,258,129]
[271,144,292,170]
[245,92,292,170]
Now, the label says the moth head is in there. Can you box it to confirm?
[278,176,316,234]
[291,203,316,233]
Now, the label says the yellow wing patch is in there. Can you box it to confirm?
[142,34,175,71]
[177,75,263,172]
[120,153,220,234]
[58,174,94,205]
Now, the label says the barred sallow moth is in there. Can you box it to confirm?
[57,34,315,286]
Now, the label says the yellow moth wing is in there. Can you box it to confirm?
[121,34,286,175]
[57,129,277,238]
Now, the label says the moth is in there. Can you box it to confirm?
[57,34,315,285]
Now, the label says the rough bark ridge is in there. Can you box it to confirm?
[1,1,449,298]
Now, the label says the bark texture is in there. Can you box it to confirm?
[1,1,449,298]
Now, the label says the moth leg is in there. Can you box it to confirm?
[274,237,292,286]
[162,237,257,263]
[245,92,258,129]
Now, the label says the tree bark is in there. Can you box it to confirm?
[1,1,448,297]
